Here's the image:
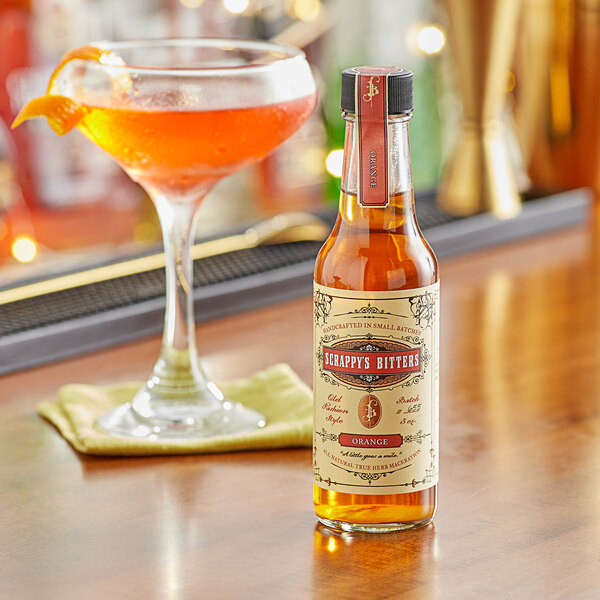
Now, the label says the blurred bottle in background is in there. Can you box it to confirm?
[0,118,34,264]
[1,0,146,267]
[513,0,600,197]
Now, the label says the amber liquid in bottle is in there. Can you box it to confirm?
[313,112,438,531]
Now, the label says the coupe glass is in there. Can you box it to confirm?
[51,39,317,439]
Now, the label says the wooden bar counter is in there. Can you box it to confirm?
[2,222,600,599]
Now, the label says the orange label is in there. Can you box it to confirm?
[313,282,440,495]
[355,66,402,208]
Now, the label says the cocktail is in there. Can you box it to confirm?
[14,39,316,439]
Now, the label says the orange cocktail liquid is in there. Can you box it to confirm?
[77,93,317,193]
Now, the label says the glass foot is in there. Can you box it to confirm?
[96,350,267,440]
[97,399,266,440]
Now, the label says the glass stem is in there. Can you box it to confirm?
[137,192,222,408]
[156,194,199,357]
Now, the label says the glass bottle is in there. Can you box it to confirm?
[313,67,439,532]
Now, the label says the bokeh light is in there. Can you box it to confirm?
[292,0,321,21]
[325,149,344,178]
[11,236,38,263]
[302,146,326,175]
[416,25,445,55]
[223,0,249,15]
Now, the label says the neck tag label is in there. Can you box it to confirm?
[355,66,401,208]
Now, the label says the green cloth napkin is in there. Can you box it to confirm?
[37,363,312,457]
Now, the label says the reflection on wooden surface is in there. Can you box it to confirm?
[313,524,438,599]
[2,220,600,597]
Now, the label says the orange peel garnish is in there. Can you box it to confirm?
[11,45,128,135]
[11,95,84,135]
[46,45,110,94]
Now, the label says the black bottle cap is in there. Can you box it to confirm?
[341,66,413,114]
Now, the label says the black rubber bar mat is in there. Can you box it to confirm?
[0,188,590,375]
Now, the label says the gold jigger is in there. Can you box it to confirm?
[438,0,523,218]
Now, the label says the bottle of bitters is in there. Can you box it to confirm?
[313,67,439,532]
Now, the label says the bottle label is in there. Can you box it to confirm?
[313,282,439,495]
[354,66,402,208]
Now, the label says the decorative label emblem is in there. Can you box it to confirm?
[362,76,380,104]
[358,394,381,428]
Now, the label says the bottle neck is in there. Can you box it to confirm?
[339,112,415,232]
